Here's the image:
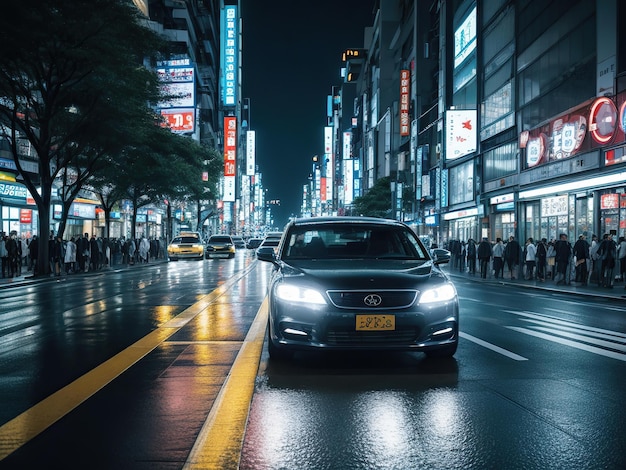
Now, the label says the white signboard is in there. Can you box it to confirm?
[446,109,477,160]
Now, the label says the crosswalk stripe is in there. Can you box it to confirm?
[506,326,626,361]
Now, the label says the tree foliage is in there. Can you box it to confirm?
[0,0,178,275]
[352,177,393,218]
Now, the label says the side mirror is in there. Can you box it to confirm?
[256,247,276,263]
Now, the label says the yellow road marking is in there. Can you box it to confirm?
[183,297,268,470]
[0,264,255,461]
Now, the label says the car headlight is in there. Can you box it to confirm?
[419,283,456,304]
[275,284,326,304]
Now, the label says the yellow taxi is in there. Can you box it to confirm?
[167,232,205,261]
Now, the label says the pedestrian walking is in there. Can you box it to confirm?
[20,237,28,274]
[52,235,64,276]
[89,235,99,271]
[6,231,19,278]
[459,241,466,272]
[597,233,617,288]
[492,238,504,278]
[0,233,8,278]
[139,235,150,263]
[64,236,77,274]
[466,239,477,274]
[617,236,626,282]
[504,236,521,279]
[78,232,90,272]
[524,238,536,280]
[553,233,572,285]
[127,238,136,265]
[29,235,39,275]
[536,238,548,281]
[477,237,492,279]
[573,234,590,285]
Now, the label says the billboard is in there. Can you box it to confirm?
[160,109,195,133]
[454,7,476,69]
[157,61,195,109]
[246,130,256,176]
[221,5,239,107]
[520,96,625,169]
[399,70,410,136]
[445,109,477,160]
[157,59,196,135]
[223,116,237,202]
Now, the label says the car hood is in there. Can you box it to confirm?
[279,259,448,289]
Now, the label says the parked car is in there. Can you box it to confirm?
[205,235,235,259]
[231,235,246,249]
[257,216,459,361]
[167,232,204,261]
[246,237,264,250]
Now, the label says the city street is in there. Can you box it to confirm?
[0,252,625,469]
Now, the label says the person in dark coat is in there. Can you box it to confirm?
[90,235,100,272]
[52,235,64,276]
[6,231,19,278]
[572,234,589,285]
[477,237,492,279]
[77,232,89,272]
[597,233,617,288]
[29,235,39,275]
[553,233,572,285]
[504,236,521,279]
[536,238,548,281]
[466,239,477,274]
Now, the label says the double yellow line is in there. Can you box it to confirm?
[0,264,268,468]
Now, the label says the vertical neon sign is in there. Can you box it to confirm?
[221,6,238,107]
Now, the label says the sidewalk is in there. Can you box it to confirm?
[0,258,169,289]
[443,264,626,301]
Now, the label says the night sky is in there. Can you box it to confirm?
[241,0,377,228]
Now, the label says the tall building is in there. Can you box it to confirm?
[144,0,226,235]
[338,0,625,246]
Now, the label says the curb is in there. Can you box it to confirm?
[0,259,170,290]
[446,270,626,301]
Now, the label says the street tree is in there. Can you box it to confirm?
[183,146,222,236]
[0,0,165,276]
[353,176,394,218]
[93,122,212,242]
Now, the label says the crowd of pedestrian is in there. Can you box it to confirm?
[445,233,626,290]
[1,230,165,278]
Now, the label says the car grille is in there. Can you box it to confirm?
[326,290,418,309]
[326,329,418,344]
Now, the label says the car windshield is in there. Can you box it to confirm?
[282,224,429,260]
[172,236,200,244]
[209,236,231,243]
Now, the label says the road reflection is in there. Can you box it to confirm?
[241,353,460,469]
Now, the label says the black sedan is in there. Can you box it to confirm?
[257,216,459,361]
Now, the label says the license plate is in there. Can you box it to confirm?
[355,314,395,331]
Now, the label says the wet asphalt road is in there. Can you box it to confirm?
[1,253,625,469]
[240,276,626,470]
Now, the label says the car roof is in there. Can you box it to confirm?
[178,231,200,237]
[286,216,406,229]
